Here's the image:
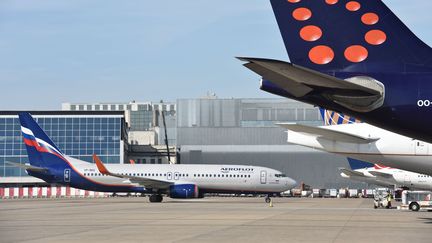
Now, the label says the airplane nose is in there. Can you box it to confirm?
[285,177,297,189]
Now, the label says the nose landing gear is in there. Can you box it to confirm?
[265,195,271,203]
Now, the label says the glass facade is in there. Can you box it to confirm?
[0,113,125,177]
[130,110,154,131]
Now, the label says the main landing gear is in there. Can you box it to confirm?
[149,194,163,203]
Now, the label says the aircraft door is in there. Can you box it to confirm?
[174,172,179,180]
[260,170,267,184]
[415,140,428,155]
[167,172,172,180]
[64,169,71,183]
[404,174,411,185]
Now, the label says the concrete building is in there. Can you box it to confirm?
[176,98,366,189]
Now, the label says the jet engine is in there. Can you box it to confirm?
[169,184,199,199]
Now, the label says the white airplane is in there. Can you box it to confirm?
[340,159,432,191]
[278,109,432,176]
[9,112,296,203]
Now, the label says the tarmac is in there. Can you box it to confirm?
[1,197,431,243]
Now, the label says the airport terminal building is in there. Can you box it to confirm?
[0,98,367,189]
[175,98,362,188]
[0,111,127,185]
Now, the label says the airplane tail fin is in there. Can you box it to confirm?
[373,164,391,170]
[270,0,432,72]
[347,158,374,170]
[19,112,67,168]
[318,108,361,126]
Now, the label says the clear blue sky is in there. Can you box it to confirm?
[0,0,431,110]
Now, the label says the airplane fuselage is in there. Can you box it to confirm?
[28,156,295,195]
[286,123,432,175]
[342,167,432,191]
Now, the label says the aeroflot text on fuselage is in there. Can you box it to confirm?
[220,168,254,173]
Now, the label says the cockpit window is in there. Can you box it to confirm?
[275,174,286,178]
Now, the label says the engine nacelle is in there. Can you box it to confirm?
[169,184,199,199]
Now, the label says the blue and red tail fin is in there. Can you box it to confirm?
[347,158,373,170]
[318,108,361,126]
[270,0,432,72]
[19,112,66,168]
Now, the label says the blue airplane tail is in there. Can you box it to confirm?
[347,158,373,170]
[19,112,68,169]
[270,0,432,72]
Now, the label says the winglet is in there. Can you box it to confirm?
[93,154,110,175]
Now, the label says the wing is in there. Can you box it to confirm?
[339,168,367,177]
[277,123,379,144]
[369,171,393,179]
[5,161,49,173]
[238,57,384,112]
[93,154,173,189]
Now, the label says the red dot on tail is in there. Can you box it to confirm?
[365,30,387,45]
[346,1,361,11]
[326,0,338,5]
[362,13,379,25]
[309,45,334,65]
[300,25,322,42]
[293,7,312,21]
[287,0,301,3]
[344,45,368,63]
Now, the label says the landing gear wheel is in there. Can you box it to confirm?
[265,197,271,203]
[410,202,420,211]
[149,194,163,203]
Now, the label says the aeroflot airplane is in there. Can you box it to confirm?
[341,159,432,191]
[239,0,432,143]
[279,109,432,175]
[8,113,296,203]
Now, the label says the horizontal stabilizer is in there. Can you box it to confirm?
[278,123,379,144]
[369,171,393,179]
[93,154,172,189]
[5,161,48,173]
[238,57,385,112]
[339,168,366,177]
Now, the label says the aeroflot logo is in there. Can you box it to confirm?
[220,168,254,173]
